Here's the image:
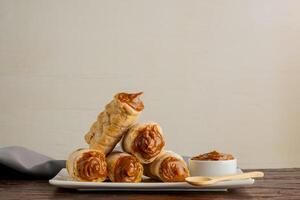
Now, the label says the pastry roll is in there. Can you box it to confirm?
[122,122,165,164]
[106,151,143,182]
[66,148,107,182]
[85,92,144,155]
[144,151,190,182]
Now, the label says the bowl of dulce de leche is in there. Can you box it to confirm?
[189,150,237,177]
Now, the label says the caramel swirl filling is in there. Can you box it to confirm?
[114,156,143,182]
[77,151,107,181]
[118,92,144,111]
[191,150,234,161]
[159,157,189,182]
[133,125,165,159]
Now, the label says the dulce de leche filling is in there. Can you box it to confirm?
[76,151,107,181]
[118,92,144,112]
[191,150,234,161]
[114,156,142,182]
[159,157,189,182]
[133,125,165,160]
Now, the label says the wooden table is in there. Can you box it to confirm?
[0,168,299,200]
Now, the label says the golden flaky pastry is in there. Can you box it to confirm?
[144,150,190,182]
[122,122,165,164]
[106,151,143,182]
[66,148,107,182]
[85,92,144,155]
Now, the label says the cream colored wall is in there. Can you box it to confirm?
[0,0,300,168]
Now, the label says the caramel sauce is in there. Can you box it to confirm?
[132,124,165,159]
[159,157,189,182]
[191,150,234,161]
[77,151,107,181]
[114,156,142,182]
[118,92,144,111]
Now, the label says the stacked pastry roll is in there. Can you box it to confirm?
[122,122,165,164]
[66,91,190,183]
[106,151,143,182]
[66,149,107,182]
[144,151,190,182]
[84,92,144,155]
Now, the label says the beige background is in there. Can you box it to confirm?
[0,0,300,168]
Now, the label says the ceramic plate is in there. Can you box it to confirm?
[49,168,254,191]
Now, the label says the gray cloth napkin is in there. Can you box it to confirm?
[0,146,65,178]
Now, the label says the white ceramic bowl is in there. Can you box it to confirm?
[188,158,237,177]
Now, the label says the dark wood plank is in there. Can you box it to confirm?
[0,168,299,200]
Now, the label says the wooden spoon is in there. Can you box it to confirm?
[185,171,264,186]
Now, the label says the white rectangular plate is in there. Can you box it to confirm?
[49,168,254,191]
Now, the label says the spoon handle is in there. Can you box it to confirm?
[214,171,264,182]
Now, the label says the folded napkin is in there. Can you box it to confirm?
[0,146,65,178]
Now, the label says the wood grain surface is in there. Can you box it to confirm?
[0,168,299,200]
